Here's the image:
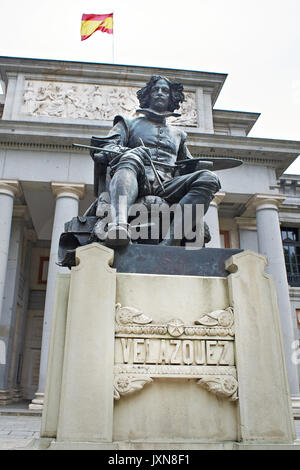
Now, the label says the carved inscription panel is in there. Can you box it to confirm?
[116,338,235,366]
[114,304,238,401]
[21,79,198,126]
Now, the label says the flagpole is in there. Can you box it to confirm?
[112,11,115,64]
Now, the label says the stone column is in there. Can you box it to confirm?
[205,192,225,248]
[0,181,21,319]
[30,182,85,410]
[0,180,21,405]
[247,194,299,395]
[0,207,29,404]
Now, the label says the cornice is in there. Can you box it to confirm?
[187,131,300,153]
[212,109,261,135]
[0,56,227,105]
[0,119,299,175]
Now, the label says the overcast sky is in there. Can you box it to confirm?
[0,0,299,173]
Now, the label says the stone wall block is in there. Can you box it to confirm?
[40,274,70,438]
[56,243,116,442]
[225,250,296,442]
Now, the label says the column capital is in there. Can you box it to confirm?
[245,194,285,215]
[0,179,22,198]
[51,182,85,200]
[210,191,226,207]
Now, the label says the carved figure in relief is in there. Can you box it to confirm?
[34,83,64,117]
[33,85,52,115]
[169,93,197,126]
[23,81,35,114]
[91,85,104,119]
[118,89,138,115]
[64,85,81,117]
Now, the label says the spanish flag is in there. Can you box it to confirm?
[81,13,113,41]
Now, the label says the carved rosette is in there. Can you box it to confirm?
[115,303,152,325]
[195,307,234,328]
[114,304,238,401]
[197,375,238,401]
[114,374,153,400]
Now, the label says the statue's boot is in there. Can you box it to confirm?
[105,222,131,248]
[160,189,211,247]
[104,168,138,248]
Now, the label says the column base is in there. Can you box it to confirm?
[0,388,25,405]
[12,388,23,402]
[0,389,13,406]
[29,392,44,410]
[291,396,300,419]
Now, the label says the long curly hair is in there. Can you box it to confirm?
[136,75,185,112]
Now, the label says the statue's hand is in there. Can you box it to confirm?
[128,145,152,164]
[92,151,109,166]
[93,145,129,164]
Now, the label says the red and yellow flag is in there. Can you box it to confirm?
[81,13,113,41]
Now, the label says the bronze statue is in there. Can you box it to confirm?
[90,75,221,248]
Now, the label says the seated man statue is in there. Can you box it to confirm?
[91,75,221,248]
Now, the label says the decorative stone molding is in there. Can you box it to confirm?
[114,366,238,402]
[21,79,198,127]
[115,307,235,338]
[114,304,238,401]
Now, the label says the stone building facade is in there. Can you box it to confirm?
[0,57,299,414]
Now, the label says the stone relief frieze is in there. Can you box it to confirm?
[114,304,238,401]
[21,79,198,126]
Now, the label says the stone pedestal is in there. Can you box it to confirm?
[39,244,297,450]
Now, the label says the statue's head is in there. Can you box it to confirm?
[136,75,185,113]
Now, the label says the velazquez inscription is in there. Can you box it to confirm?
[113,304,238,401]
